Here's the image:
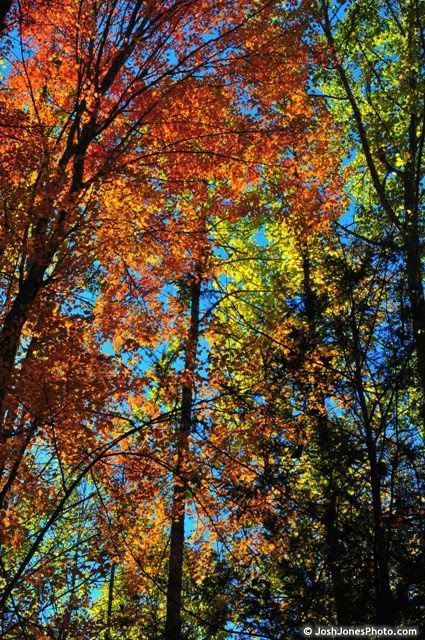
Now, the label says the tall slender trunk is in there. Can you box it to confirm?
[404,225,425,418]
[403,122,425,415]
[164,276,201,640]
[302,254,351,624]
[105,563,116,640]
[349,305,393,624]
[403,16,425,418]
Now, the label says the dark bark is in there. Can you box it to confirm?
[404,223,425,417]
[403,29,425,416]
[349,305,394,624]
[0,418,39,512]
[302,255,351,624]
[0,264,47,426]
[164,277,201,640]
[105,563,116,640]
[0,0,12,32]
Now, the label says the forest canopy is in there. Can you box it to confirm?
[0,1,423,638]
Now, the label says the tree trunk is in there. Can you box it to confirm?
[349,308,394,624]
[105,563,116,640]
[0,0,12,32]
[405,233,425,417]
[302,255,351,624]
[320,0,425,422]
[0,266,45,424]
[164,277,201,640]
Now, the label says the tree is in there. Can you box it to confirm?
[0,0,422,637]
[315,0,425,421]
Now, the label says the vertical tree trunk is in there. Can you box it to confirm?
[404,229,425,415]
[164,276,201,640]
[403,13,425,419]
[105,563,116,640]
[349,307,394,624]
[302,254,351,624]
[403,125,425,420]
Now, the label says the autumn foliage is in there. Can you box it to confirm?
[0,1,423,638]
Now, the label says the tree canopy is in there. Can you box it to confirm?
[0,1,423,638]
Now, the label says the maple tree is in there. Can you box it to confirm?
[0,0,423,638]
